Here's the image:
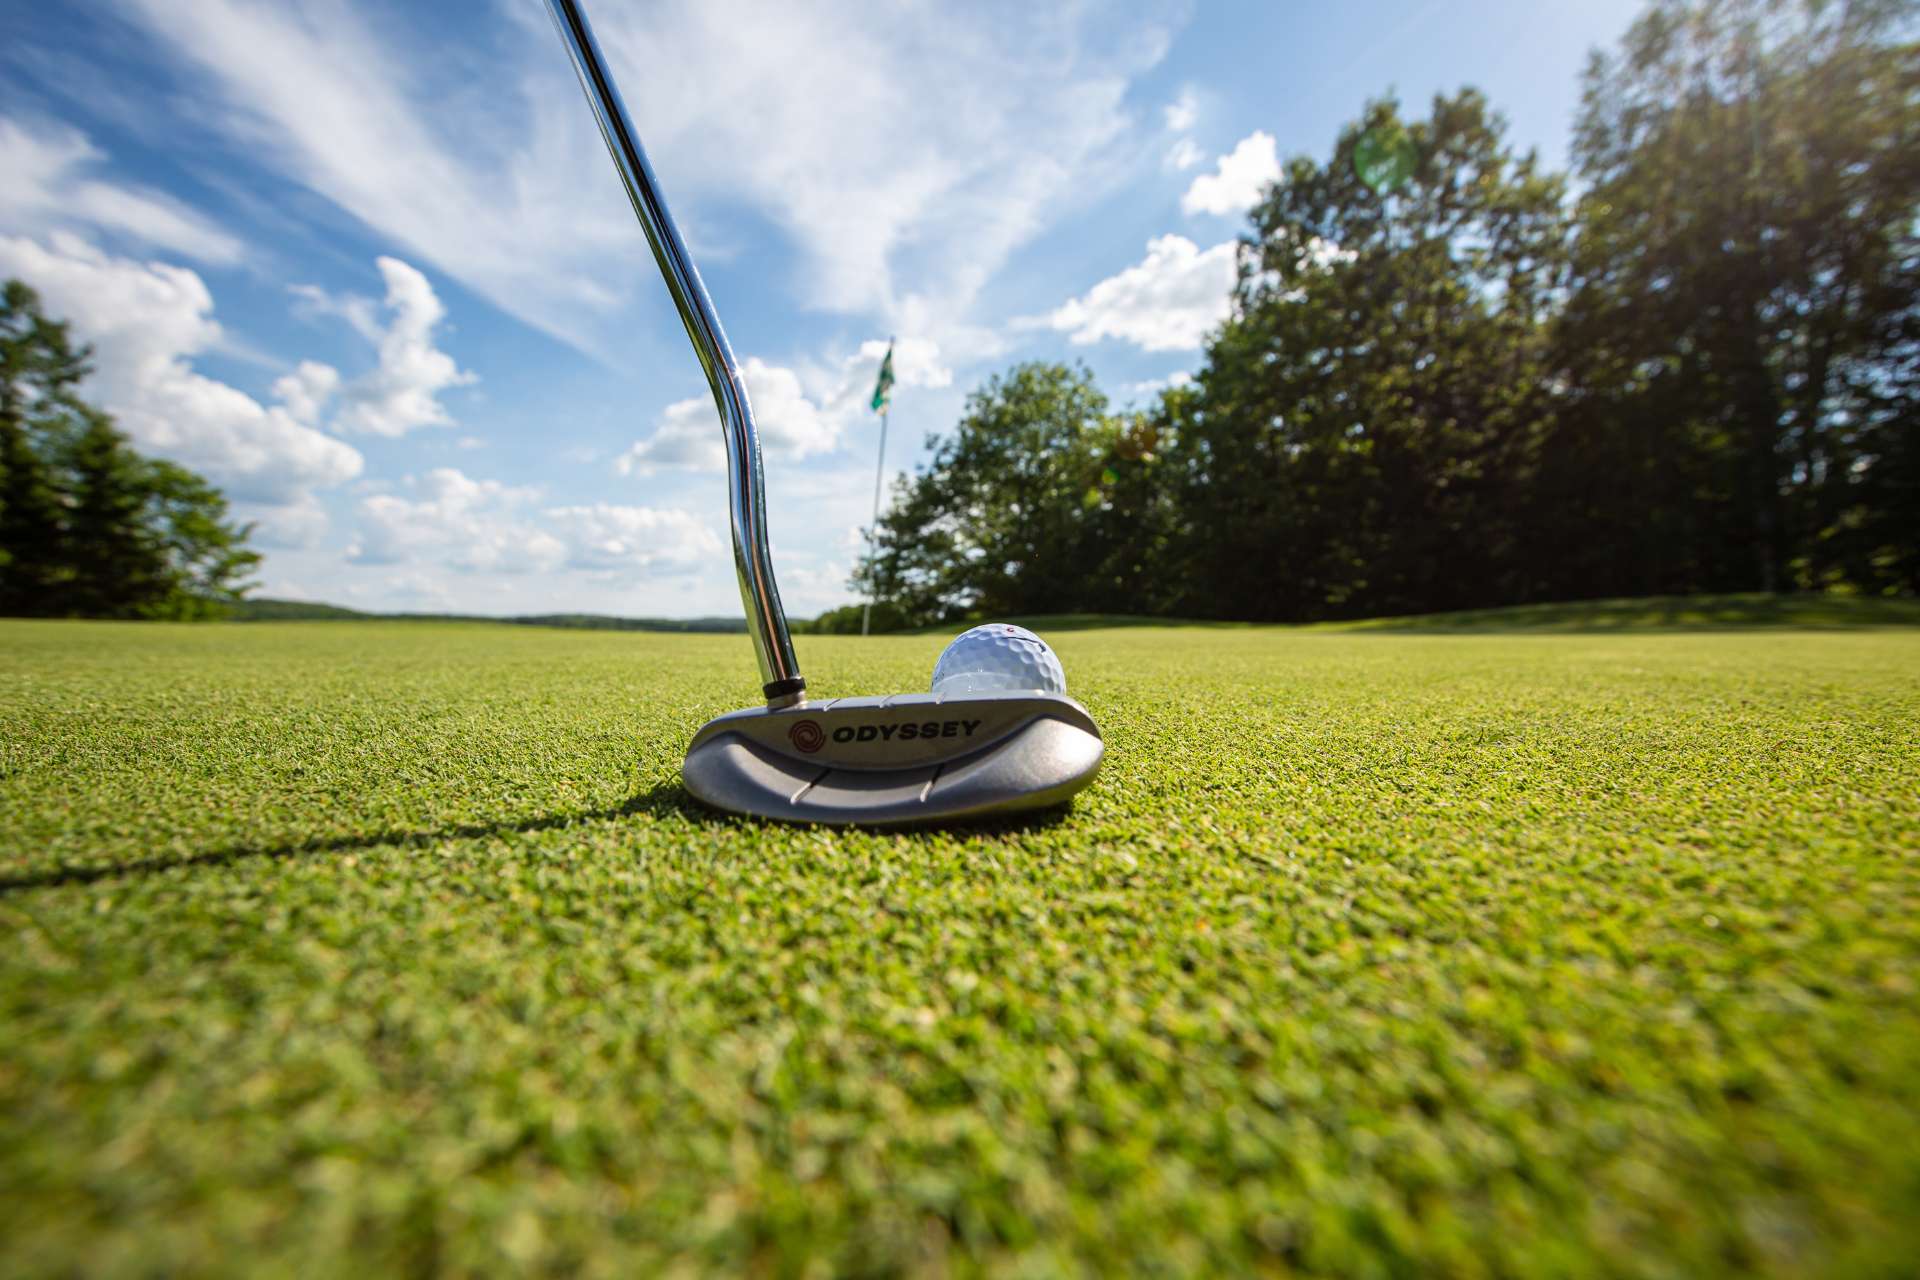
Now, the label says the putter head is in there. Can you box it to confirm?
[682,692,1103,826]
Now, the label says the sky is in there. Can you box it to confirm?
[1,0,1647,619]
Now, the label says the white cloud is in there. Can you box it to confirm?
[613,398,723,476]
[1035,235,1237,352]
[615,356,842,475]
[763,459,903,562]
[852,337,953,395]
[1123,370,1193,397]
[1182,130,1281,217]
[236,494,330,550]
[272,360,340,426]
[1163,90,1199,133]
[289,282,379,343]
[777,557,858,616]
[109,0,1179,351]
[299,257,475,437]
[105,0,640,355]
[615,335,957,477]
[586,1,1179,323]
[347,468,563,573]
[543,504,723,577]
[738,359,840,458]
[0,117,244,265]
[345,467,719,582]
[1165,138,1204,171]
[0,232,364,506]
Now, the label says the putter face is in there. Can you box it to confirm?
[682,692,1103,826]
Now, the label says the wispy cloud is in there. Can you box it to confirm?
[0,117,243,264]
[1163,89,1200,133]
[583,0,1180,324]
[108,0,1181,356]
[107,0,643,355]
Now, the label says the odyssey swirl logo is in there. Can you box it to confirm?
[788,719,826,754]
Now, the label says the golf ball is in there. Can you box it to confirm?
[931,623,1067,697]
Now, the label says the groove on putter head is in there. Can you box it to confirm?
[545,0,1104,824]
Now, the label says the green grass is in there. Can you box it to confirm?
[3,617,1918,1277]
[908,594,1920,636]
[1337,592,1920,632]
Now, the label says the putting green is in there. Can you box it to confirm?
[3,616,1917,1275]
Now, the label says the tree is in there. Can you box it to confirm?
[0,280,89,614]
[0,280,259,618]
[1563,0,1920,595]
[143,459,261,619]
[852,12,1920,626]
[804,601,912,635]
[1068,407,1185,617]
[1161,90,1570,620]
[62,410,171,617]
[853,363,1128,627]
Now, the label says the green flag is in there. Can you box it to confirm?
[870,342,895,413]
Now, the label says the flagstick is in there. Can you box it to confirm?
[861,337,897,637]
[862,401,889,637]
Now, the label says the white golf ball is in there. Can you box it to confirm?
[931,623,1067,697]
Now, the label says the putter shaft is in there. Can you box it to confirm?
[545,0,804,705]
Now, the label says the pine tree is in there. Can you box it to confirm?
[144,459,260,619]
[1,279,259,619]
[63,410,171,618]
[0,280,90,615]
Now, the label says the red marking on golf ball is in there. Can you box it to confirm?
[789,720,825,753]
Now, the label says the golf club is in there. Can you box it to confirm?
[544,0,1103,825]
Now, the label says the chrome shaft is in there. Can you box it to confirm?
[544,0,804,705]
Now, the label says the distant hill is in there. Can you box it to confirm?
[227,599,371,621]
[229,597,746,633]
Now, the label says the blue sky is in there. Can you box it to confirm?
[2,0,1644,618]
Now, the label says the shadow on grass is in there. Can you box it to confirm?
[0,781,1074,895]
[0,788,686,895]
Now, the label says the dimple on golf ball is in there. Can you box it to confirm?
[931,624,1067,697]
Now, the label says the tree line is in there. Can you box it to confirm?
[842,0,1919,630]
[1,281,258,619]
